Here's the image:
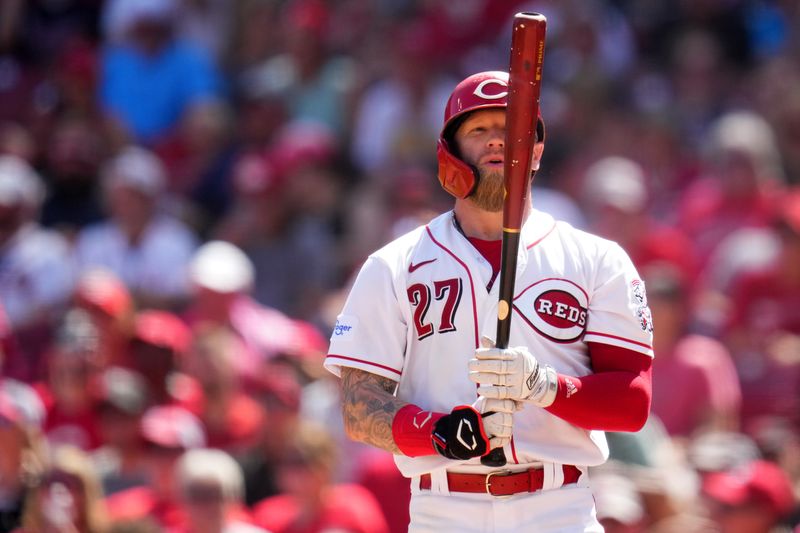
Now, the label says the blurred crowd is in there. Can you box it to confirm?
[0,0,799,532]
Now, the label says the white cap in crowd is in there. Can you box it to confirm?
[175,448,246,503]
[582,156,647,214]
[103,0,179,41]
[0,155,45,208]
[102,146,166,197]
[189,240,255,294]
[705,110,784,183]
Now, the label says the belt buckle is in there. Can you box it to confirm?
[485,469,513,498]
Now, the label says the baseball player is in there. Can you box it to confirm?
[325,71,654,533]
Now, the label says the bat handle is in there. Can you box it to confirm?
[481,446,507,467]
[479,407,507,467]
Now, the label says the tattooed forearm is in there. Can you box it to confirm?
[340,367,404,454]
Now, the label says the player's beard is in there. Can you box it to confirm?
[470,167,504,212]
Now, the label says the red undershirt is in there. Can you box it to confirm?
[467,237,502,290]
[467,236,652,432]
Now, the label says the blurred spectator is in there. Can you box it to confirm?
[252,421,389,533]
[254,122,342,319]
[722,188,800,434]
[415,1,532,66]
[37,309,103,452]
[679,110,784,268]
[224,0,283,76]
[154,100,237,233]
[10,1,101,63]
[341,164,448,271]
[0,3,48,127]
[173,0,235,64]
[51,39,101,121]
[73,269,134,371]
[350,21,455,175]
[91,366,150,496]
[0,122,36,163]
[74,146,198,309]
[100,0,223,145]
[238,0,359,140]
[174,448,266,533]
[645,261,742,438]
[238,361,302,507]
[39,117,106,237]
[665,28,734,143]
[20,445,108,533]
[0,378,47,532]
[176,325,265,453]
[581,156,697,283]
[105,405,206,531]
[232,82,288,154]
[184,240,319,372]
[0,155,75,381]
[702,460,796,533]
[215,122,343,319]
[128,310,190,405]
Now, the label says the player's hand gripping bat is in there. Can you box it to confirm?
[481,12,547,468]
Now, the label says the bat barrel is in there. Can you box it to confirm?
[502,13,546,234]
[496,12,546,350]
[483,12,547,469]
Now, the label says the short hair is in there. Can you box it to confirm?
[174,448,245,503]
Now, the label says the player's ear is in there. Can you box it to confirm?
[531,141,544,171]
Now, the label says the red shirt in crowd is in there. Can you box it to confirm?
[651,335,741,437]
[252,484,389,533]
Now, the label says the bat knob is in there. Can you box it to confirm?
[481,447,507,467]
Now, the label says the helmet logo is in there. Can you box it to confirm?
[473,79,508,100]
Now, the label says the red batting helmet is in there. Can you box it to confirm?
[437,71,545,199]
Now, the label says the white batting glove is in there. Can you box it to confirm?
[471,397,517,450]
[469,339,559,407]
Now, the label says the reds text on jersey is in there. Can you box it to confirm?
[325,209,654,477]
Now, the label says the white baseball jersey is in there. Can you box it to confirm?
[325,208,654,478]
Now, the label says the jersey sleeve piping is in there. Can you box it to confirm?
[325,354,402,380]
[583,331,653,357]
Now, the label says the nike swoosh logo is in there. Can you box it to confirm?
[409,258,437,273]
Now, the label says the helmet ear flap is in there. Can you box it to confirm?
[437,139,479,199]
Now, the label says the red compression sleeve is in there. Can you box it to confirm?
[391,404,446,457]
[544,343,652,431]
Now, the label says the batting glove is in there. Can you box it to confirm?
[468,339,559,407]
[431,405,490,460]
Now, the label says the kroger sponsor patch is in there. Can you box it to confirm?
[332,315,358,340]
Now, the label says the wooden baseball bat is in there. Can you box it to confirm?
[481,12,547,468]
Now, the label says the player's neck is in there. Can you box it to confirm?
[453,199,530,240]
